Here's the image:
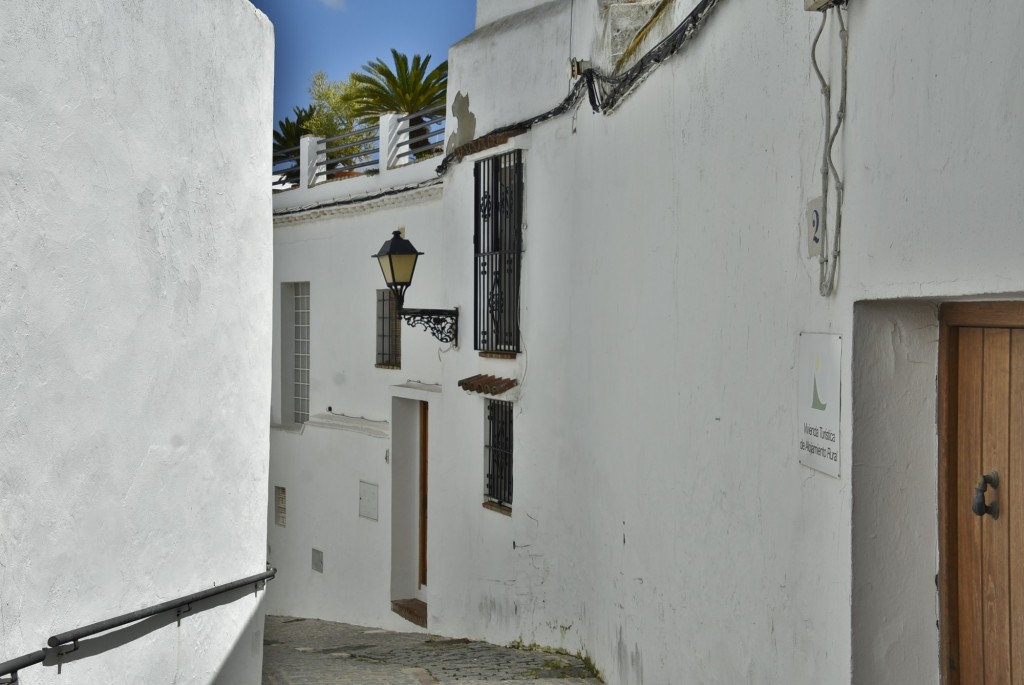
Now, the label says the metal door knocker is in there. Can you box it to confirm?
[971,471,999,519]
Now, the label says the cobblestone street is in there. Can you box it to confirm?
[262,615,603,685]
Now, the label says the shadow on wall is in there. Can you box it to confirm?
[34,584,265,683]
[213,591,268,685]
[446,91,476,154]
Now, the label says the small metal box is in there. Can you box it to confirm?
[359,481,379,521]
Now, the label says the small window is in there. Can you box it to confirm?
[375,289,401,368]
[274,486,286,527]
[292,282,310,423]
[280,282,311,426]
[485,399,513,506]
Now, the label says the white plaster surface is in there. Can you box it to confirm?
[449,1,572,139]
[269,0,1024,683]
[267,192,446,633]
[0,2,273,682]
[475,0,559,29]
[851,301,940,684]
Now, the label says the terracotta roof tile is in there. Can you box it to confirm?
[458,374,518,396]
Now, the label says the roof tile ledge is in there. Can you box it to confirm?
[458,374,519,396]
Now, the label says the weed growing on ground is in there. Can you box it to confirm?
[506,638,604,681]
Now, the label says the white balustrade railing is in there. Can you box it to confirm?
[272,106,445,192]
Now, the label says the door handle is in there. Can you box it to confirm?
[971,471,999,519]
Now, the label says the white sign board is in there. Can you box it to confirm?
[798,333,841,477]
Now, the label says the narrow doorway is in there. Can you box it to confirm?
[939,302,1024,682]
[419,401,428,588]
[390,397,428,628]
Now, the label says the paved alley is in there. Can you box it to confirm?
[261,615,603,685]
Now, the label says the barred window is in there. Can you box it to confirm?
[292,282,310,423]
[275,486,286,527]
[485,400,513,506]
[474,150,523,354]
[375,289,401,368]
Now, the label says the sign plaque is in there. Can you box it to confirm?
[799,333,841,477]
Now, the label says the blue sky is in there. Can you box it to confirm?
[250,0,478,128]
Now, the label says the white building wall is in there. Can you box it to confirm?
[448,1,573,139]
[270,0,1024,683]
[267,190,446,632]
[0,2,273,682]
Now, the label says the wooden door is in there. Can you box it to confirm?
[940,303,1024,683]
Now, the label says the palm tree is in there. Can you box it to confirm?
[274,105,315,159]
[348,49,447,158]
[273,105,315,185]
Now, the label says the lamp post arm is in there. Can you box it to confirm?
[400,307,459,345]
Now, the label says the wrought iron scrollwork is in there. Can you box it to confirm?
[401,308,458,345]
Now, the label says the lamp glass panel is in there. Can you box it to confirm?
[377,255,395,285]
[390,253,418,286]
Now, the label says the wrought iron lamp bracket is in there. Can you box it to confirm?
[400,307,459,345]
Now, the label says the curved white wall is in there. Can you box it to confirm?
[0,2,273,682]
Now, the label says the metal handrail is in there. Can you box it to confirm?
[0,652,45,684]
[394,127,444,152]
[318,123,380,151]
[397,104,444,123]
[0,568,276,683]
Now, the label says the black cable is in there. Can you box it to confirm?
[436,0,723,176]
[590,0,721,112]
[281,0,726,209]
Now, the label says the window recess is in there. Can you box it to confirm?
[281,281,310,425]
[376,289,401,368]
[474,150,523,354]
[484,399,513,507]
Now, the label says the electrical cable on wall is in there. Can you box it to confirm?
[436,0,724,176]
[810,4,849,297]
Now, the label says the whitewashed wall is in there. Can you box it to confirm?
[267,189,445,632]
[270,0,1024,683]
[0,2,273,683]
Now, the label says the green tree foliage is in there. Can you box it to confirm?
[348,49,448,119]
[305,72,372,174]
[348,49,448,158]
[305,72,358,139]
[273,105,315,164]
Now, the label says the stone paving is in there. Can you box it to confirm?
[262,615,603,685]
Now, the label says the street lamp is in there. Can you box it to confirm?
[372,230,459,345]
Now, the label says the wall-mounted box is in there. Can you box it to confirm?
[312,548,323,573]
[359,481,379,521]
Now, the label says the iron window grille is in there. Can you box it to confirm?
[375,289,401,368]
[485,399,513,506]
[292,282,310,423]
[274,486,287,527]
[474,150,523,353]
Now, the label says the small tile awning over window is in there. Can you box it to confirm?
[458,374,518,396]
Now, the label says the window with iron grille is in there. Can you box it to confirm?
[375,289,401,368]
[292,282,310,423]
[474,150,523,353]
[275,486,286,527]
[484,399,513,505]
